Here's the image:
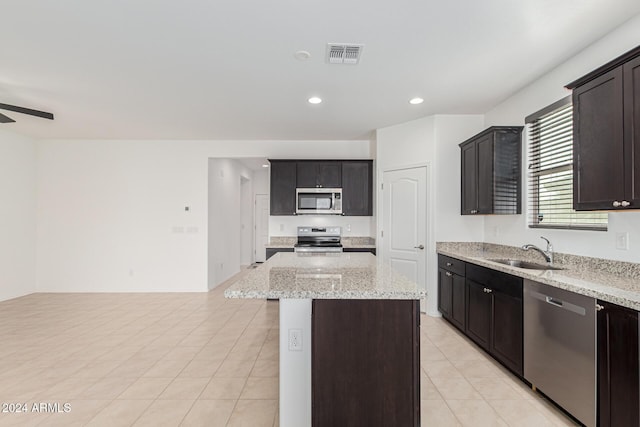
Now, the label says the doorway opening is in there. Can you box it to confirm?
[207,157,270,289]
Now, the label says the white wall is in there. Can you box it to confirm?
[253,169,269,195]
[483,13,640,263]
[433,115,487,242]
[36,139,370,293]
[0,129,37,302]
[376,114,485,315]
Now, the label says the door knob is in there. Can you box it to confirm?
[414,245,425,250]
[621,201,631,207]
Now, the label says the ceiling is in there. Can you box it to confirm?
[1,0,639,141]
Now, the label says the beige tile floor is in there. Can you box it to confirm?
[0,269,579,427]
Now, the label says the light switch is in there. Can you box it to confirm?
[615,232,629,250]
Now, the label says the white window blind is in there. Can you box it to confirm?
[527,98,607,230]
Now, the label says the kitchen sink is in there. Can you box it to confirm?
[488,259,564,271]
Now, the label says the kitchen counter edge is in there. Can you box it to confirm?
[437,247,640,311]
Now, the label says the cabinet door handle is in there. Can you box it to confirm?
[445,272,452,277]
[613,201,621,207]
[621,201,631,207]
[446,262,453,267]
[596,304,604,311]
[484,288,493,293]
[414,244,425,250]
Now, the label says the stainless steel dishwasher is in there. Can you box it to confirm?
[523,279,596,427]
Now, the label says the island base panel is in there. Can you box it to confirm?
[312,299,420,427]
[279,299,312,427]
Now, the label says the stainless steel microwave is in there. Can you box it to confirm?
[295,188,342,215]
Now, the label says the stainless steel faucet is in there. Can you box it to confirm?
[522,236,554,265]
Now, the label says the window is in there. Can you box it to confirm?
[526,96,607,230]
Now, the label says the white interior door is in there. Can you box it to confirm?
[382,167,427,304]
[254,194,269,263]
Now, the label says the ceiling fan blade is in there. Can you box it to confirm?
[0,112,16,123]
[0,103,54,120]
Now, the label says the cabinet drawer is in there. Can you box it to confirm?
[438,255,465,276]
[466,263,522,299]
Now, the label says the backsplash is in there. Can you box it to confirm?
[342,237,375,246]
[268,236,296,246]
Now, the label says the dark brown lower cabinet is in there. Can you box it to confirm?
[597,300,640,427]
[438,268,465,331]
[343,247,377,255]
[466,279,492,350]
[465,263,523,376]
[265,248,294,260]
[312,299,420,427]
[491,290,523,375]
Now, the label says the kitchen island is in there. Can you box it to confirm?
[225,252,426,427]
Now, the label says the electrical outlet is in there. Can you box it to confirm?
[288,329,302,351]
[616,232,629,250]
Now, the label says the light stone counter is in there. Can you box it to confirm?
[437,242,640,311]
[225,252,425,300]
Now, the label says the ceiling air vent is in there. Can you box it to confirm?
[327,44,364,65]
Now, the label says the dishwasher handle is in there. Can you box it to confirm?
[546,296,564,307]
[529,290,587,316]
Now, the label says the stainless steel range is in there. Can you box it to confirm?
[294,226,343,253]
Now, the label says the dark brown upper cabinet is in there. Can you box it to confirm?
[269,159,373,216]
[567,45,640,211]
[269,160,297,216]
[341,160,373,216]
[459,126,523,215]
[296,161,342,188]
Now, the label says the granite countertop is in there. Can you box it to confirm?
[225,252,425,300]
[437,242,640,311]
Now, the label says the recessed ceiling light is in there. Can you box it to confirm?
[308,97,322,104]
[409,97,424,105]
[294,50,311,61]
[262,164,269,168]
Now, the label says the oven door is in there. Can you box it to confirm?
[296,188,341,214]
